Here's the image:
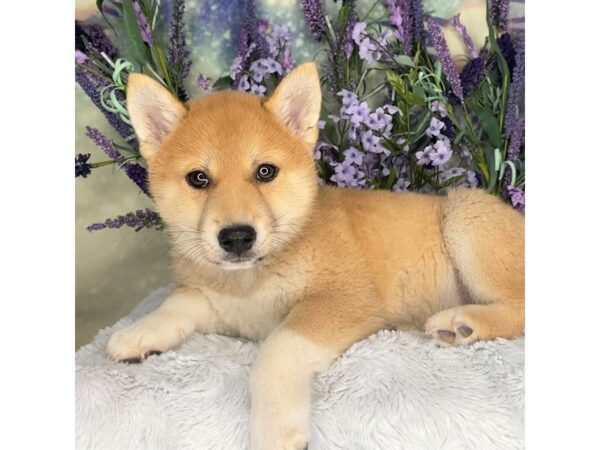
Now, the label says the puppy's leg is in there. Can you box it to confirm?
[250,302,382,450]
[107,287,226,362]
[427,189,525,346]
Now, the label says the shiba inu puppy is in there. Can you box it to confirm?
[107,62,524,450]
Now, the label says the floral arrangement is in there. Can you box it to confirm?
[75,0,524,232]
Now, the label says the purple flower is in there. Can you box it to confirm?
[330,161,365,188]
[430,101,447,117]
[491,0,509,30]
[236,75,251,91]
[85,127,150,195]
[465,170,479,188]
[502,118,524,189]
[343,11,359,57]
[75,67,134,142]
[430,139,452,166]
[250,84,267,96]
[427,18,464,102]
[167,0,192,101]
[346,101,371,125]
[133,1,153,45]
[343,147,364,165]
[75,153,92,178]
[85,127,122,160]
[497,33,516,73]
[459,49,487,98]
[87,209,164,232]
[450,14,477,58]
[441,167,465,182]
[385,0,421,55]
[426,117,446,138]
[506,185,525,214]
[504,37,525,136]
[75,22,118,59]
[280,47,295,73]
[338,89,359,107]
[123,163,150,195]
[301,0,326,41]
[410,0,425,47]
[392,178,411,192]
[366,108,392,132]
[196,74,212,91]
[416,145,432,165]
[75,50,88,64]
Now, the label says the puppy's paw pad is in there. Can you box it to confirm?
[426,311,477,347]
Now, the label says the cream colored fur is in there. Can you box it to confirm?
[108,63,525,449]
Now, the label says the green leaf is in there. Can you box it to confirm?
[121,0,148,66]
[386,71,405,95]
[484,144,499,192]
[212,76,233,91]
[395,55,415,67]
[473,106,502,149]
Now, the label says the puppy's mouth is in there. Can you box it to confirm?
[212,255,265,270]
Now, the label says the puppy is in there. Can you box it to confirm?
[107,62,524,450]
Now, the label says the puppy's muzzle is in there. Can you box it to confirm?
[218,225,257,256]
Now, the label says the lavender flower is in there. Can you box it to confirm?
[330,161,366,188]
[342,10,358,57]
[75,153,92,178]
[85,127,150,195]
[343,147,364,165]
[250,84,267,96]
[167,0,192,101]
[87,209,164,232]
[450,14,477,58]
[429,139,452,166]
[76,22,118,59]
[410,0,425,47]
[504,36,525,136]
[505,185,525,214]
[415,145,432,165]
[491,0,509,30]
[123,163,150,196]
[75,50,87,64]
[427,18,464,102]
[497,33,515,73]
[459,49,487,98]
[85,126,122,160]
[301,0,327,41]
[133,1,153,45]
[76,68,134,142]
[196,74,212,91]
[426,117,446,138]
[430,100,447,117]
[502,118,524,189]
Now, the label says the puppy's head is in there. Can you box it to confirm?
[127,63,321,270]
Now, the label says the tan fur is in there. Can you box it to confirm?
[109,63,524,449]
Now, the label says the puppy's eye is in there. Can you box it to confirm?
[256,164,278,182]
[186,170,210,189]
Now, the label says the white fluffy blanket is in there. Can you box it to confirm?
[76,286,524,449]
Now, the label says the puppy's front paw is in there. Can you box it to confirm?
[425,309,477,347]
[252,427,308,450]
[107,314,191,362]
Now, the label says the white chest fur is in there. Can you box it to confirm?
[204,271,305,341]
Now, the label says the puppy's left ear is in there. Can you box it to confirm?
[126,73,188,163]
[264,62,322,147]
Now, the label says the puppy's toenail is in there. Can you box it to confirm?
[437,330,456,344]
[120,357,142,364]
[145,350,162,358]
[458,325,473,338]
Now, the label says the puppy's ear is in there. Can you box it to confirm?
[126,73,187,162]
[264,62,322,147]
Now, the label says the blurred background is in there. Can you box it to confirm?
[75,0,523,349]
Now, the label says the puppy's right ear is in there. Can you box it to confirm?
[126,73,187,162]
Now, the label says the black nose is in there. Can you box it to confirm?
[218,225,257,255]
